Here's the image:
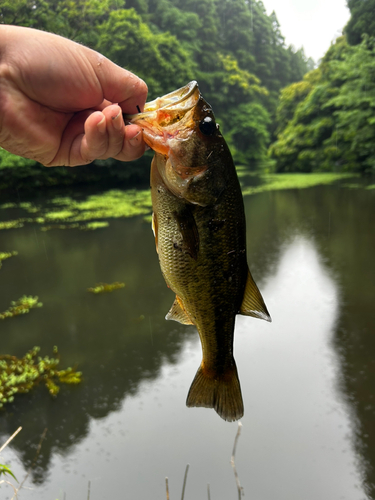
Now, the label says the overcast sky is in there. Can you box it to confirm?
[261,0,351,62]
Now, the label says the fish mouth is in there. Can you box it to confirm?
[126,81,199,119]
[124,81,200,154]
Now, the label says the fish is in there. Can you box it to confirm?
[127,81,271,421]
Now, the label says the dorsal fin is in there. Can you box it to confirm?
[166,296,194,325]
[240,269,271,322]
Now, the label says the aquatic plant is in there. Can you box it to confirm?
[0,346,82,408]
[0,296,42,320]
[0,175,365,234]
[0,220,24,230]
[0,251,18,269]
[87,282,125,294]
[240,172,357,196]
[40,223,80,231]
[82,221,109,230]
[1,189,153,232]
[0,463,17,482]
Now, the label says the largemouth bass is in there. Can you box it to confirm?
[127,81,271,422]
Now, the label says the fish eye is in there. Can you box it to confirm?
[199,117,216,136]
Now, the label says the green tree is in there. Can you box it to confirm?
[97,8,195,98]
[0,0,52,29]
[0,0,122,47]
[0,0,312,183]
[214,0,256,71]
[325,36,375,173]
[172,0,219,69]
[345,0,375,45]
[269,36,375,174]
[147,0,201,55]
[274,75,316,136]
[225,101,271,167]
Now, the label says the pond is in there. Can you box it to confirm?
[0,174,374,500]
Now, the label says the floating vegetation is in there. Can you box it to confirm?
[40,223,81,231]
[0,220,25,230]
[0,175,367,233]
[87,282,125,294]
[81,221,109,230]
[0,296,43,320]
[40,221,109,231]
[0,189,152,231]
[47,189,152,221]
[0,346,82,408]
[0,251,18,269]
[240,173,358,196]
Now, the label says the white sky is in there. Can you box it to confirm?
[261,0,351,62]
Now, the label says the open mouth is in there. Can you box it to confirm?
[124,81,199,121]
[123,81,200,154]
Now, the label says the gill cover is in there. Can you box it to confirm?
[128,81,229,206]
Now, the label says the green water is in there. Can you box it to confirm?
[0,175,374,499]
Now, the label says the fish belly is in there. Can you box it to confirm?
[151,156,247,421]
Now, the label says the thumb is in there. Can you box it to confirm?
[85,50,148,114]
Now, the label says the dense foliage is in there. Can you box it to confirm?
[269,2,375,174]
[0,0,312,186]
[270,36,375,174]
[345,0,375,46]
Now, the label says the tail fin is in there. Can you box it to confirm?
[186,362,243,422]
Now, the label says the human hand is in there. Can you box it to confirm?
[0,25,148,167]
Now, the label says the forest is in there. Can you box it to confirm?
[0,0,374,188]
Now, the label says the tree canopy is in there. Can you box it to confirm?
[0,0,312,178]
[345,0,375,46]
[268,0,375,175]
[269,35,375,174]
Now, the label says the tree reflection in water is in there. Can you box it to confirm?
[0,183,374,499]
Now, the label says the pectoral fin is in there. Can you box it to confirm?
[152,212,158,253]
[166,296,194,325]
[174,206,199,260]
[240,269,271,322]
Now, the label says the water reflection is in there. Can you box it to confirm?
[0,216,195,484]
[0,184,374,499]
[236,236,365,499]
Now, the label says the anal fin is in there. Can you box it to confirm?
[166,296,194,325]
[240,269,271,322]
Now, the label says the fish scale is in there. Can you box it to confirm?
[128,81,271,421]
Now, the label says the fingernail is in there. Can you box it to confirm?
[112,110,123,130]
[129,131,141,147]
[97,116,106,134]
